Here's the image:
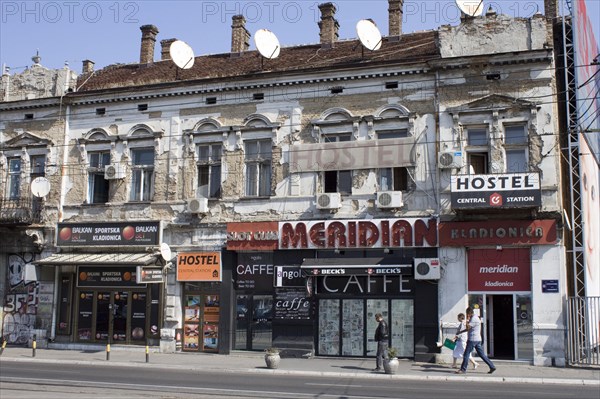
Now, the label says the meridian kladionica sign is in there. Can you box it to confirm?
[31,176,51,198]
[169,40,195,69]
[254,29,281,59]
[356,19,382,51]
[456,0,485,17]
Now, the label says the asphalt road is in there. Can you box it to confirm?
[1,360,599,399]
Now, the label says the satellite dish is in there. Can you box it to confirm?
[254,29,280,59]
[456,0,484,17]
[170,40,195,69]
[31,176,51,198]
[160,243,172,261]
[356,19,382,51]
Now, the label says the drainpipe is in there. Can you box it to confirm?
[50,101,71,342]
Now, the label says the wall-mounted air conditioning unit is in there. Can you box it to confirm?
[376,191,403,209]
[316,193,342,210]
[187,198,208,214]
[438,151,463,169]
[104,164,125,179]
[414,258,441,280]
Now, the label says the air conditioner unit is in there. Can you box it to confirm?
[414,258,441,280]
[376,191,403,209]
[104,164,125,179]
[187,198,208,214]
[316,193,342,210]
[438,151,463,169]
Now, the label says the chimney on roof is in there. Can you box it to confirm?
[388,0,404,39]
[544,0,559,21]
[139,24,159,64]
[318,3,339,48]
[231,15,251,54]
[161,38,177,61]
[82,60,95,74]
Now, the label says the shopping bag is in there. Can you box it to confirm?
[443,338,456,350]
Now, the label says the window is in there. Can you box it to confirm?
[377,130,408,140]
[197,144,222,198]
[88,151,110,204]
[8,158,21,199]
[30,155,45,178]
[323,133,352,143]
[130,148,154,201]
[466,128,489,174]
[504,125,528,173]
[324,170,352,194]
[137,104,148,111]
[245,140,271,197]
[379,167,409,191]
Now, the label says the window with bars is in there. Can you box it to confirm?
[197,144,222,199]
[88,151,110,204]
[245,140,272,197]
[130,148,154,201]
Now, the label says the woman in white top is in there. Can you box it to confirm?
[451,313,479,369]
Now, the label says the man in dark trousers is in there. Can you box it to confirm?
[455,307,496,374]
[374,313,389,371]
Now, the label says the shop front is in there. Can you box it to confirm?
[439,219,562,363]
[35,221,165,345]
[226,218,441,361]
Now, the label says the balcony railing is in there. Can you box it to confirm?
[0,197,42,225]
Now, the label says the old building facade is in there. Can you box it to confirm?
[1,1,568,366]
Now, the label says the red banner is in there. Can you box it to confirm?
[468,248,531,292]
[227,222,278,250]
[439,220,557,246]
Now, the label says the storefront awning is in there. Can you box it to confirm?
[33,252,161,266]
[300,258,412,276]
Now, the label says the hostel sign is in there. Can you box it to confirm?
[450,173,541,209]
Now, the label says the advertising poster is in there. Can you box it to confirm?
[468,248,531,292]
[203,324,218,351]
[183,324,200,350]
[77,291,93,341]
[274,288,311,320]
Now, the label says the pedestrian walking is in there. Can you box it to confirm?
[451,313,478,369]
[373,313,389,372]
[455,307,496,374]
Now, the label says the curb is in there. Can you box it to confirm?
[1,356,598,386]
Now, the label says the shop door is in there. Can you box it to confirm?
[487,295,515,359]
[234,295,273,351]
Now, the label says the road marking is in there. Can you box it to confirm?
[1,377,378,399]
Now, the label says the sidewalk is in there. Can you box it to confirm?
[1,345,598,386]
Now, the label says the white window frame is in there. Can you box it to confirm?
[87,151,110,204]
[245,139,272,197]
[504,125,529,173]
[197,143,222,199]
[130,148,155,202]
[466,127,489,174]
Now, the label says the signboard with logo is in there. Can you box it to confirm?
[450,173,541,209]
[136,266,164,284]
[176,252,222,282]
[77,266,140,287]
[274,266,304,287]
[439,220,558,246]
[274,288,311,320]
[227,222,279,250]
[236,252,274,291]
[315,275,414,297]
[279,218,437,250]
[468,248,531,292]
[57,222,160,246]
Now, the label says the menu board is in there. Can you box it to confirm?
[274,288,311,320]
[77,291,93,340]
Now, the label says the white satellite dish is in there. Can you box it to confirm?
[456,0,484,17]
[170,40,195,69]
[254,29,281,59]
[31,176,51,198]
[356,19,382,51]
[160,243,172,261]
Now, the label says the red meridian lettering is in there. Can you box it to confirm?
[391,220,412,246]
[348,221,357,247]
[280,223,308,248]
[381,220,390,247]
[414,219,437,246]
[309,222,326,248]
[358,221,379,247]
[327,222,347,248]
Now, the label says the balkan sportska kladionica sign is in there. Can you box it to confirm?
[57,222,160,246]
